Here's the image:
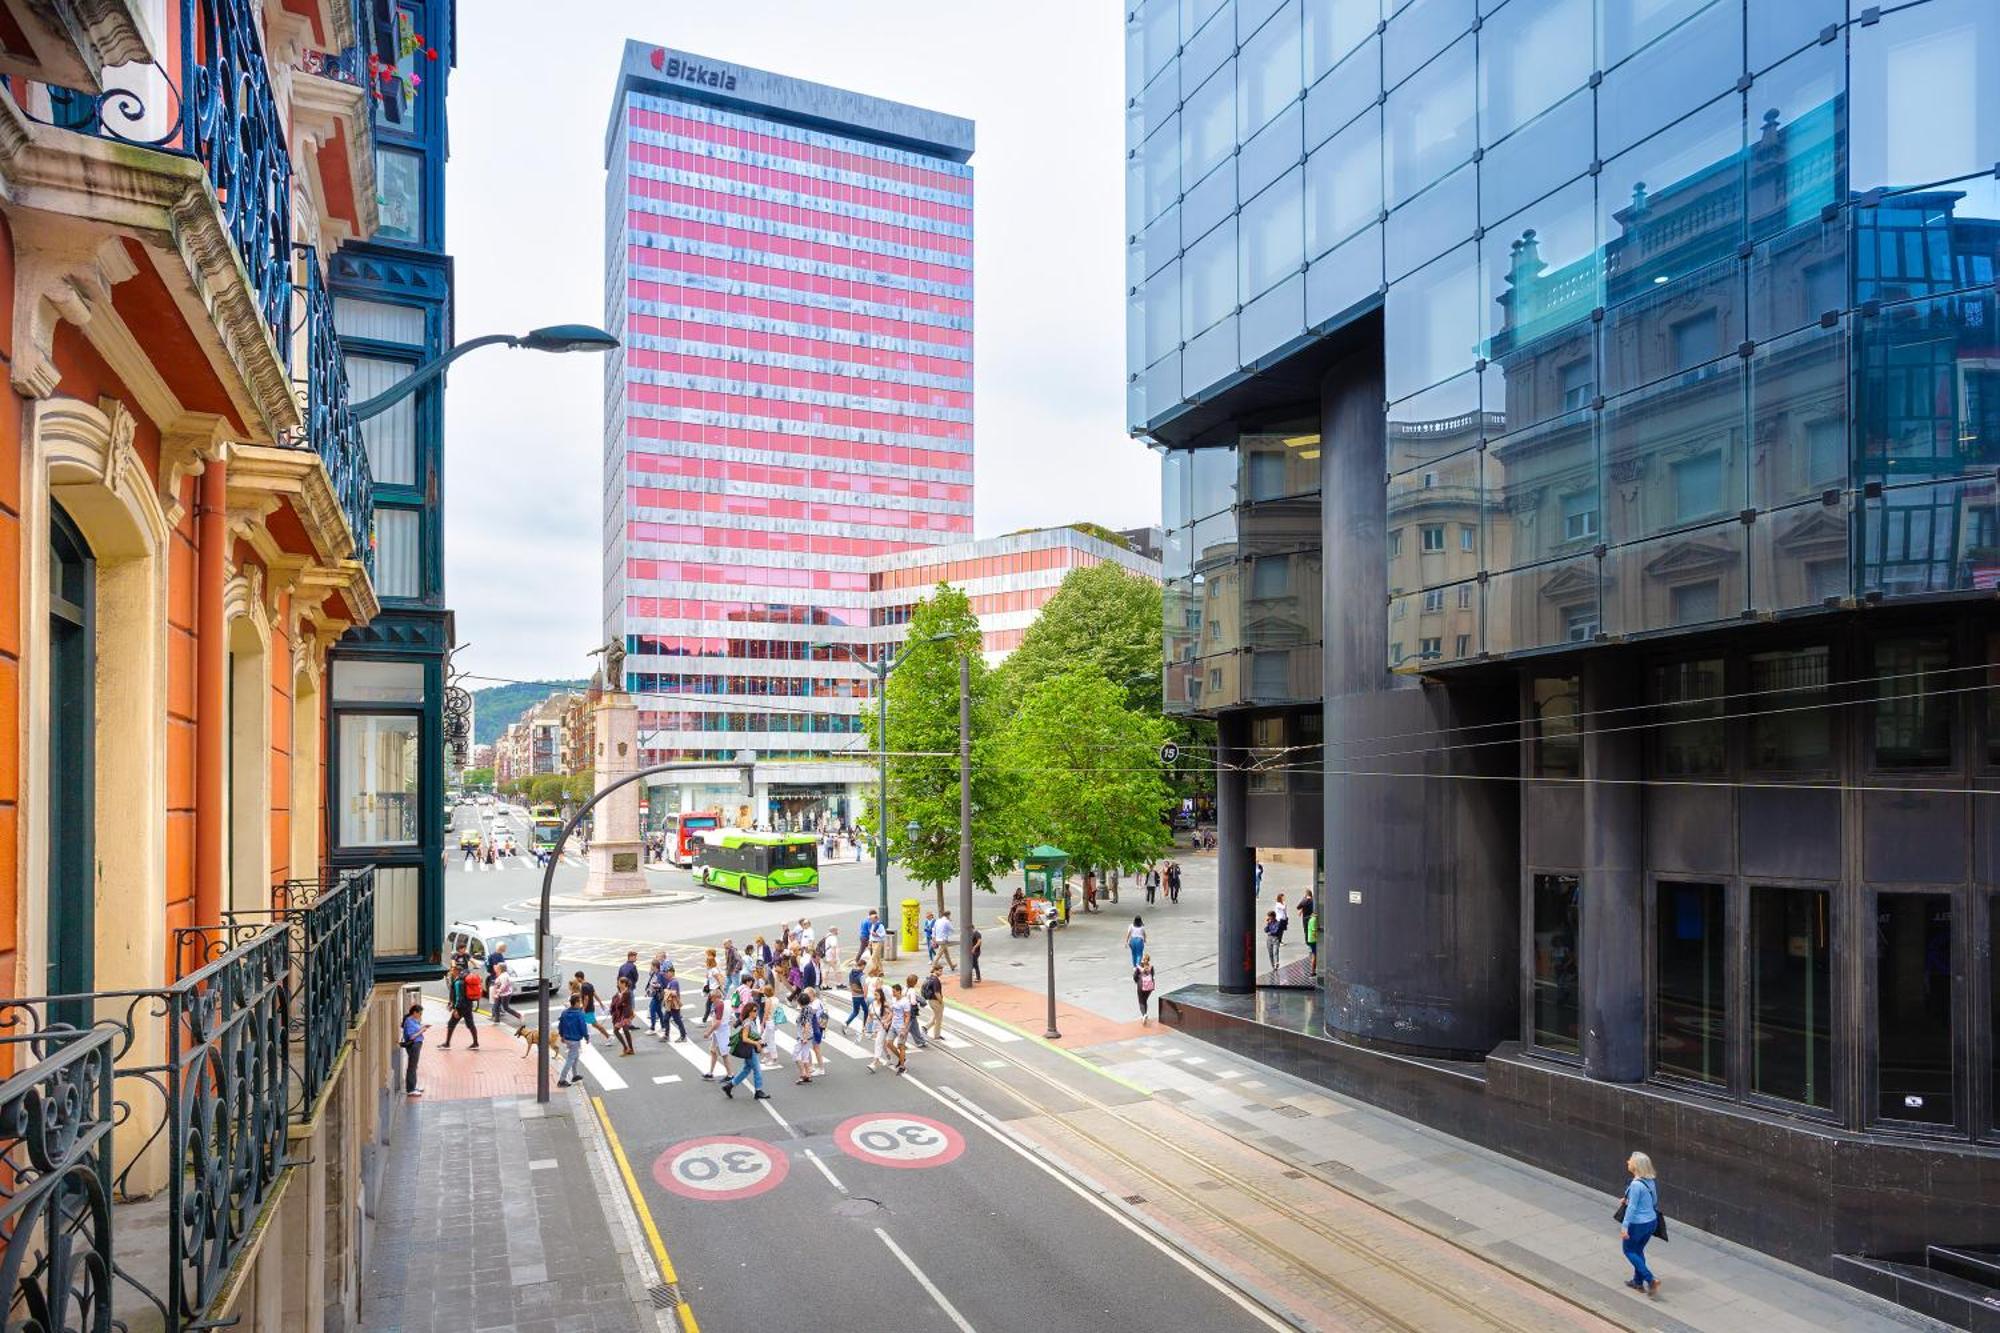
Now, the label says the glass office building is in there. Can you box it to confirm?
[605,44,974,820]
[1131,0,2000,1290]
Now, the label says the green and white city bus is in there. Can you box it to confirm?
[693,831,820,899]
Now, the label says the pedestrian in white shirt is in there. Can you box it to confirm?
[932,911,957,969]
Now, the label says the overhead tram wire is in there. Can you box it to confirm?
[1214,658,2000,761]
[452,671,2000,780]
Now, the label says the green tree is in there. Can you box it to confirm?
[998,561,1163,712]
[526,773,566,807]
[564,770,596,806]
[461,766,495,789]
[996,560,1212,805]
[866,584,1022,915]
[1001,668,1174,883]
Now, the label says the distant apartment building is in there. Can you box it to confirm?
[603,41,975,827]
[870,526,1162,662]
[643,525,1161,829]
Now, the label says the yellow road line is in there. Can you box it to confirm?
[589,1095,698,1330]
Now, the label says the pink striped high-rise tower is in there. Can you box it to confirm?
[604,43,975,828]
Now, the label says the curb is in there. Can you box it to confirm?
[573,1091,691,1332]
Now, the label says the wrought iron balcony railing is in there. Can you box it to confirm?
[7,0,295,360]
[0,867,380,1331]
[212,867,377,1116]
[294,245,376,576]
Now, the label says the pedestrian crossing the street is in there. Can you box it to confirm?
[565,1003,990,1093]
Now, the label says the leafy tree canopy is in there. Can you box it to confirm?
[866,584,1023,910]
[1001,667,1174,877]
[997,561,1163,713]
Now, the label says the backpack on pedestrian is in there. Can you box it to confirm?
[463,969,484,1001]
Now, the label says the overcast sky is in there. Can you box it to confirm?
[442,1,1155,685]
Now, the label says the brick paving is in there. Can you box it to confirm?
[360,1091,658,1333]
[408,998,544,1101]
[951,974,1145,1046]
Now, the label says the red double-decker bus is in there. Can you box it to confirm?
[662,810,722,866]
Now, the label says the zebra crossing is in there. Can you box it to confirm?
[562,996,1013,1092]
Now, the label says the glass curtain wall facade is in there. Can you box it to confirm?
[1134,0,1999,662]
[605,45,975,792]
[1133,0,2000,1162]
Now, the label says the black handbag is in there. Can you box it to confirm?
[1614,1183,1670,1241]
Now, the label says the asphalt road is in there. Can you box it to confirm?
[575,1005,1269,1333]
[445,805,1270,1330]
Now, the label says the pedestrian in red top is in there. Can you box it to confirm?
[610,977,637,1056]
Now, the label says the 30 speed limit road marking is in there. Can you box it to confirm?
[652,1135,790,1201]
[834,1113,966,1169]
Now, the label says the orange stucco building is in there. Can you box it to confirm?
[0,0,425,1325]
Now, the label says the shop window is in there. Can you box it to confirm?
[1747,646,1832,772]
[1875,892,1955,1127]
[1872,635,1953,768]
[1531,873,1581,1053]
[1751,886,1831,1109]
[1656,881,1727,1086]
[1532,676,1581,778]
[1652,658,1726,776]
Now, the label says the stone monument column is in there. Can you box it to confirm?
[582,690,649,898]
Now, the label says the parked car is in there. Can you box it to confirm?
[445,919,556,995]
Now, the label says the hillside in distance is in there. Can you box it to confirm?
[470,679,586,746]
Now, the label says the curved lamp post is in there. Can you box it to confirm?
[535,758,750,1103]
[352,323,619,422]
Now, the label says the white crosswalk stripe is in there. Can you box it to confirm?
[937,1006,1021,1044]
[578,1039,627,1091]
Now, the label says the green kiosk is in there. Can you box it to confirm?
[1022,845,1071,926]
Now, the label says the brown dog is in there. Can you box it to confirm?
[514,1023,552,1060]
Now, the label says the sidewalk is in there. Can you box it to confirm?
[1087,1029,1948,1333]
[360,1037,671,1333]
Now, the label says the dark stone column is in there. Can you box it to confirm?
[1216,712,1256,994]
[1320,340,1519,1057]
[1581,654,1646,1081]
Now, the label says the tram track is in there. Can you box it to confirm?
[938,1020,1621,1333]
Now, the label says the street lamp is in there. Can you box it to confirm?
[351,323,619,422]
[813,631,953,962]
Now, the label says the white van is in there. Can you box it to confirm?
[444,918,556,994]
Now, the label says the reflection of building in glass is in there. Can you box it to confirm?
[1129,0,2000,1297]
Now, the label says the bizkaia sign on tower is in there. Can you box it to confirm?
[650,48,738,91]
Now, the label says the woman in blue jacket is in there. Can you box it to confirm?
[1618,1151,1661,1295]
